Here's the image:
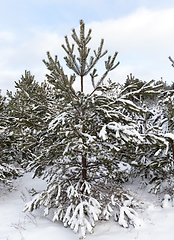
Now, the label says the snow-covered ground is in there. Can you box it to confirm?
[1,173,174,240]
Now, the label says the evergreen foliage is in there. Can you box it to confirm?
[6,71,54,171]
[122,75,174,193]
[21,21,166,238]
[0,90,22,191]
[148,88,174,194]
[140,57,174,194]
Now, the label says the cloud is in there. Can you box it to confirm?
[87,7,174,53]
[0,30,65,94]
[86,7,174,83]
[0,32,16,44]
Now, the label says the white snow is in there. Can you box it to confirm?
[1,174,174,240]
[99,125,107,140]
[49,112,67,130]
[164,133,174,141]
[162,194,173,209]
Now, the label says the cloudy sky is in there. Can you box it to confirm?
[1,0,174,95]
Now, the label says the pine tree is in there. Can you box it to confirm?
[113,76,168,186]
[0,90,22,191]
[7,71,54,172]
[144,56,174,193]
[149,87,174,193]
[124,61,174,194]
[120,75,172,192]
[23,21,166,238]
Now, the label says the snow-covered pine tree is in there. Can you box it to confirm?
[150,75,174,194]
[106,75,169,187]
[0,90,22,191]
[123,73,145,104]
[165,56,174,161]
[7,71,54,172]
[119,75,172,191]
[141,57,174,194]
[132,105,170,192]
[23,21,165,238]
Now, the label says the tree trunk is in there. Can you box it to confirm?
[172,141,174,164]
[81,75,83,93]
[82,154,87,180]
[81,75,87,180]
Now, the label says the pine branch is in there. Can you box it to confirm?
[169,56,174,67]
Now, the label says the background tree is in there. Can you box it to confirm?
[130,57,174,194]
[115,76,168,186]
[0,90,22,191]
[7,70,54,171]
[150,86,174,194]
